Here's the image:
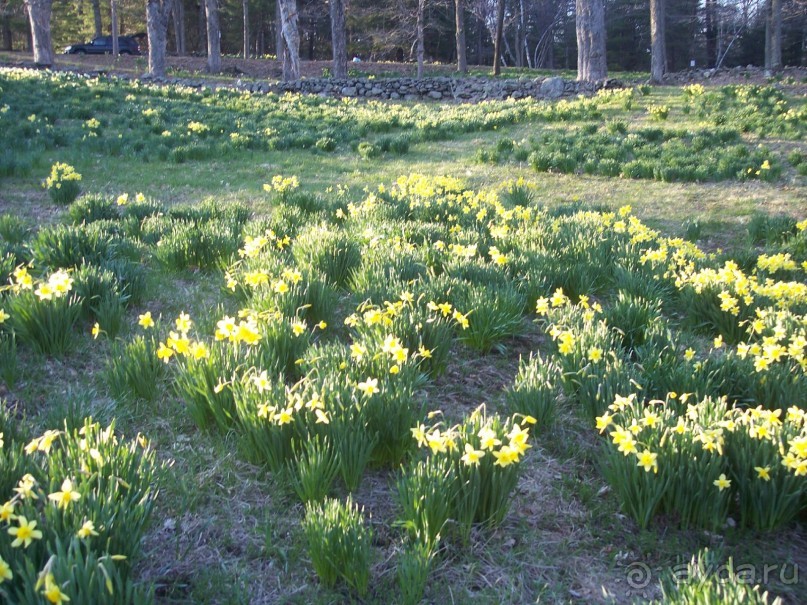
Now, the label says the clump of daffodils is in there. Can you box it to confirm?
[597,394,807,530]
[0,419,161,602]
[262,174,300,202]
[155,312,209,363]
[7,266,73,301]
[186,120,209,135]
[3,265,83,355]
[736,307,806,374]
[43,162,82,206]
[405,406,535,540]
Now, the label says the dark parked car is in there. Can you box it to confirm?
[64,36,141,55]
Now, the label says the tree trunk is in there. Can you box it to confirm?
[147,0,172,76]
[242,0,248,58]
[575,0,607,82]
[24,0,53,67]
[275,0,283,60]
[307,17,314,60]
[516,0,526,67]
[205,0,220,72]
[179,0,185,54]
[416,0,425,78]
[172,0,185,55]
[277,0,300,80]
[329,0,346,77]
[1,12,13,50]
[455,0,466,73]
[650,0,665,83]
[111,0,119,55]
[492,0,504,75]
[705,0,717,67]
[764,0,770,70]
[197,0,205,54]
[770,0,782,71]
[25,11,32,51]
[92,0,102,37]
[476,13,482,64]
[503,32,515,67]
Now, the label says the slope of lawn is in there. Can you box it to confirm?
[0,67,806,604]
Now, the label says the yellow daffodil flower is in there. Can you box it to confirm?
[461,443,485,466]
[8,515,43,548]
[0,555,12,583]
[77,519,99,539]
[48,478,81,509]
[713,473,731,491]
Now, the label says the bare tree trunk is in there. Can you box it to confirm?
[329,0,346,77]
[492,0,504,75]
[178,0,185,53]
[25,11,32,50]
[575,0,606,82]
[1,19,10,51]
[282,41,290,76]
[307,11,314,59]
[147,0,172,76]
[242,0,248,58]
[24,0,53,66]
[172,0,185,54]
[650,0,665,83]
[516,0,526,67]
[455,0,466,73]
[92,0,102,37]
[764,0,771,71]
[705,0,717,67]
[503,33,515,67]
[277,0,300,80]
[1,4,13,50]
[476,13,483,64]
[416,0,425,77]
[801,22,806,66]
[111,0,119,55]
[205,0,220,72]
[275,0,283,60]
[770,0,782,71]
[197,0,205,54]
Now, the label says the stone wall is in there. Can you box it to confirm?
[31,54,631,102]
[264,76,626,102]
[134,73,625,103]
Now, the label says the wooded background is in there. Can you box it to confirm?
[4,0,806,73]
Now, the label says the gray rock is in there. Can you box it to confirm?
[340,86,358,97]
[540,76,565,99]
[601,78,625,89]
[428,90,443,100]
